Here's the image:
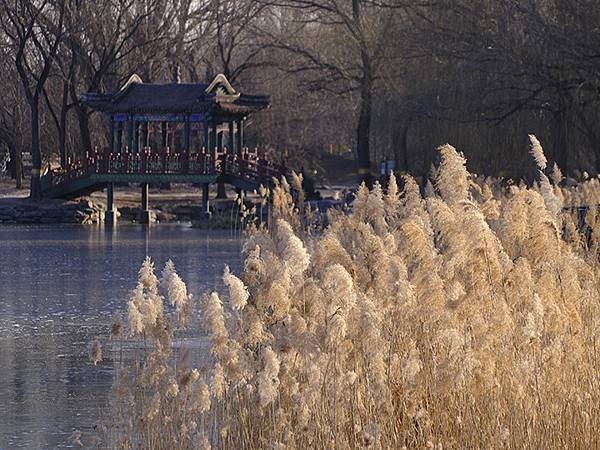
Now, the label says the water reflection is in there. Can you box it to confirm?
[0,224,241,448]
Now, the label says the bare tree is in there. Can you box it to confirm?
[0,43,26,187]
[259,0,400,183]
[66,0,170,153]
[42,43,75,167]
[1,0,66,198]
[409,0,600,173]
[208,0,270,83]
[0,90,27,187]
[1,0,599,191]
[166,0,213,81]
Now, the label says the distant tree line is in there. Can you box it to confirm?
[0,0,598,196]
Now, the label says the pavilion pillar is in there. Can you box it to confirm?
[236,119,244,155]
[161,122,168,149]
[234,119,245,199]
[105,183,118,226]
[142,183,149,210]
[200,117,212,221]
[203,118,209,151]
[117,121,123,153]
[127,115,134,152]
[143,121,150,149]
[228,121,234,153]
[139,182,153,224]
[215,119,227,198]
[211,120,218,151]
[134,121,140,153]
[184,114,191,153]
[201,183,211,218]
[160,121,171,190]
[108,115,115,153]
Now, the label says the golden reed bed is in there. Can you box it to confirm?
[91,136,599,449]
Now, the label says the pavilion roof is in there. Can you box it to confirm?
[81,73,271,116]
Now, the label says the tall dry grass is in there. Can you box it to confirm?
[99,136,599,449]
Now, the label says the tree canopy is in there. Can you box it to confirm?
[1,0,598,195]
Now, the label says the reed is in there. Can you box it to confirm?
[98,136,599,449]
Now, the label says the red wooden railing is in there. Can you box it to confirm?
[45,146,287,189]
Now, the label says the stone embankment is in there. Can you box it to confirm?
[0,199,104,224]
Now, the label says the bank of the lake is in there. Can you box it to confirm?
[0,180,259,225]
[0,198,105,224]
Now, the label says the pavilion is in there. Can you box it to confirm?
[73,71,272,223]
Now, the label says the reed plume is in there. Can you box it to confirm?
[101,135,600,449]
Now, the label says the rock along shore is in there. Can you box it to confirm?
[0,198,250,226]
[0,199,104,224]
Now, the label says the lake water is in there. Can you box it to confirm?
[0,225,242,449]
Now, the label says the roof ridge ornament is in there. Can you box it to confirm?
[205,74,236,95]
[111,74,144,103]
[119,74,144,92]
[205,74,240,103]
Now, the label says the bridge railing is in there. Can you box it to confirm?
[44,146,289,189]
[224,154,287,183]
[98,147,219,175]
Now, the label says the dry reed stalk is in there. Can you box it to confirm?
[96,136,600,449]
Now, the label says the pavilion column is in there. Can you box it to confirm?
[117,121,123,153]
[143,121,150,149]
[200,119,211,213]
[108,115,115,153]
[127,115,134,152]
[201,182,211,219]
[142,183,149,210]
[107,183,114,209]
[184,114,191,153]
[161,121,168,149]
[216,119,227,199]
[236,119,244,155]
[228,121,234,153]
[231,119,243,198]
[211,120,218,151]
[134,121,140,153]
[203,118,209,151]
[105,183,117,226]
[139,182,153,224]
[139,121,149,151]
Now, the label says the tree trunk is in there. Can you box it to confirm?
[353,0,373,186]
[75,103,92,154]
[8,143,23,189]
[356,77,373,186]
[58,122,67,167]
[30,98,42,200]
[59,80,69,167]
[552,109,569,173]
[15,147,23,189]
[393,121,410,173]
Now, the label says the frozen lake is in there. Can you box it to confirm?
[0,225,242,448]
